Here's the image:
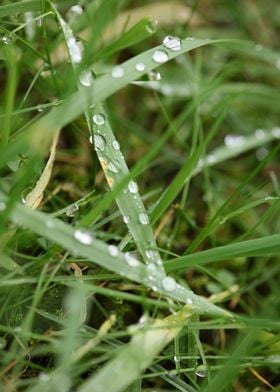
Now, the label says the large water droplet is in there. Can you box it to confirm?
[108,244,119,257]
[74,229,93,245]
[162,276,176,291]
[135,62,146,72]
[163,35,182,51]
[152,50,169,64]
[195,365,207,378]
[66,203,79,217]
[111,66,125,79]
[112,140,120,150]
[146,18,158,34]
[255,129,265,139]
[123,215,130,224]
[67,37,82,63]
[79,70,93,87]
[94,134,106,151]
[93,113,105,126]
[224,134,245,148]
[139,212,149,225]
[124,252,140,267]
[128,181,138,194]
[149,70,161,81]
[108,160,121,173]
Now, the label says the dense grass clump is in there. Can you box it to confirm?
[0,1,280,391]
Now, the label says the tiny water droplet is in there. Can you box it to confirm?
[111,66,125,79]
[67,4,83,18]
[93,113,105,125]
[149,70,161,81]
[2,34,15,45]
[93,134,106,151]
[79,70,93,87]
[146,18,158,34]
[108,160,121,174]
[123,215,130,224]
[37,104,44,112]
[174,355,180,363]
[66,203,79,217]
[186,36,195,41]
[0,201,6,211]
[108,244,119,257]
[74,229,93,245]
[112,140,120,150]
[135,62,146,72]
[145,249,157,259]
[128,181,138,194]
[152,50,169,64]
[224,134,245,148]
[195,365,207,378]
[124,252,140,267]
[39,372,50,382]
[255,129,265,139]
[163,35,182,51]
[162,276,177,292]
[139,212,149,225]
[187,298,193,305]
[218,216,227,224]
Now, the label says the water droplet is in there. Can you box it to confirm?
[79,70,93,87]
[66,203,79,217]
[255,129,265,139]
[186,36,195,41]
[148,70,161,81]
[145,249,157,259]
[272,127,280,138]
[162,276,176,291]
[207,154,216,164]
[74,229,93,245]
[146,18,158,34]
[152,50,169,64]
[94,134,106,151]
[187,298,193,305]
[111,66,125,78]
[37,104,44,112]
[135,62,146,72]
[112,140,120,150]
[39,372,50,382]
[256,147,268,160]
[67,4,83,18]
[139,212,149,225]
[163,35,182,51]
[224,134,245,147]
[108,160,121,174]
[0,201,6,211]
[195,364,207,378]
[124,252,140,267]
[2,34,15,45]
[67,37,82,63]
[218,216,227,224]
[89,135,93,144]
[128,181,138,194]
[174,355,180,363]
[108,244,119,257]
[93,113,105,125]
[123,215,130,224]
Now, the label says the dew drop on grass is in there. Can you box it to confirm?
[111,66,125,78]
[135,62,146,72]
[139,212,149,225]
[163,35,182,51]
[66,203,79,217]
[93,113,105,125]
[124,252,140,267]
[39,373,50,382]
[255,128,265,139]
[272,127,280,138]
[93,134,106,151]
[79,70,93,86]
[149,70,161,81]
[186,36,195,41]
[123,215,130,224]
[195,365,207,378]
[67,4,83,20]
[174,355,180,363]
[67,37,82,63]
[74,229,93,245]
[2,34,15,45]
[0,201,6,211]
[108,244,119,257]
[112,140,120,150]
[128,181,138,194]
[224,134,245,147]
[152,50,169,64]
[146,18,158,34]
[187,298,193,305]
[162,276,176,291]
[108,160,121,174]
